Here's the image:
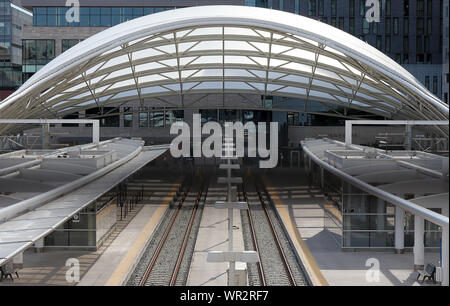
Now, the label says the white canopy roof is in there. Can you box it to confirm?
[0,6,448,134]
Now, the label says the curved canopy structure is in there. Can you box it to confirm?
[0,6,448,135]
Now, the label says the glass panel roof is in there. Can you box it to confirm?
[0,5,447,135]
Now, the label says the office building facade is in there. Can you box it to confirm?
[0,0,32,100]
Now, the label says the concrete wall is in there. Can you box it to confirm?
[22,25,105,56]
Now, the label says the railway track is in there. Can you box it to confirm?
[239,175,309,286]
[127,175,207,286]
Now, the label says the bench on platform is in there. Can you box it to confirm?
[416,263,436,284]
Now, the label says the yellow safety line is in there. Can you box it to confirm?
[97,202,116,222]
[324,201,343,223]
[264,178,329,286]
[105,182,180,286]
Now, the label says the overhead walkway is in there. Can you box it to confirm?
[0,138,168,266]
[301,138,449,285]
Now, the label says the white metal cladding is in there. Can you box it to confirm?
[0,6,448,135]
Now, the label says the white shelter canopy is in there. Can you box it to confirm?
[0,6,448,134]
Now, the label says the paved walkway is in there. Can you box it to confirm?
[264,168,440,286]
[0,203,144,286]
[187,185,245,286]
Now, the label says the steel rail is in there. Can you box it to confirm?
[240,183,267,286]
[169,179,206,286]
[254,181,297,286]
[138,182,190,286]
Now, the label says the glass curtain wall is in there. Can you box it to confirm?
[304,156,443,249]
[33,7,174,27]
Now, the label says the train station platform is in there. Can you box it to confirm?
[0,202,144,286]
[187,185,245,286]
[264,168,440,286]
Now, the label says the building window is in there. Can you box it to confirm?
[376,35,382,50]
[287,112,300,126]
[22,39,55,79]
[139,111,149,128]
[331,0,336,16]
[386,0,391,16]
[372,22,378,34]
[427,0,433,17]
[417,0,425,16]
[32,6,175,27]
[403,36,409,53]
[425,76,430,89]
[424,36,430,53]
[385,35,391,53]
[331,17,337,27]
[349,0,355,16]
[149,110,165,127]
[416,36,423,53]
[385,18,391,34]
[279,0,284,11]
[101,107,120,127]
[417,53,425,64]
[360,0,365,16]
[403,18,409,35]
[417,18,424,35]
[349,17,355,34]
[427,18,432,35]
[123,107,133,127]
[62,39,81,53]
[166,110,184,125]
[308,0,316,16]
[403,53,409,64]
[393,17,399,34]
[404,0,410,16]
[432,76,438,94]
[318,0,324,16]
[362,19,370,34]
[339,17,344,30]
[295,0,300,14]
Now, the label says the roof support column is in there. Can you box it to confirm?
[41,123,50,150]
[395,207,405,254]
[93,120,100,144]
[414,215,425,270]
[345,121,352,146]
[33,238,44,253]
[442,225,449,286]
[13,252,23,270]
[405,124,412,151]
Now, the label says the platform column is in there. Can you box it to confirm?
[34,238,44,253]
[41,123,50,149]
[442,225,449,286]
[395,207,405,254]
[320,167,324,189]
[405,125,412,151]
[413,215,425,270]
[13,252,23,269]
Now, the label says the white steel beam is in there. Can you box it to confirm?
[0,119,100,144]
[345,120,449,146]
